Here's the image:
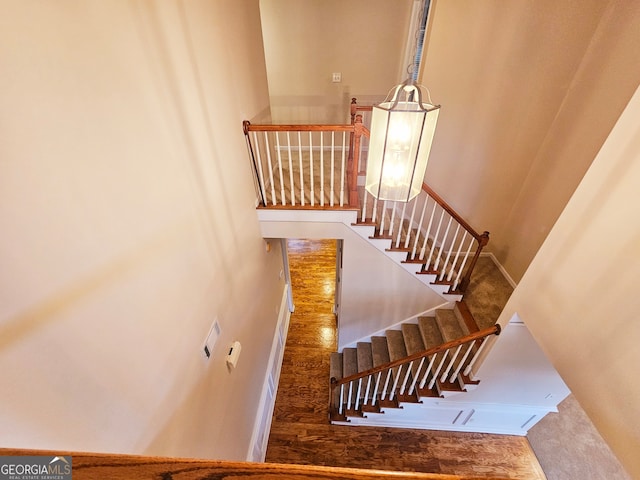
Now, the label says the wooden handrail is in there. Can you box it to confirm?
[421,183,486,242]
[332,324,500,387]
[0,448,507,480]
[244,122,355,133]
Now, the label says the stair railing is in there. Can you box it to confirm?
[245,100,489,293]
[350,98,372,175]
[243,120,366,208]
[359,183,490,293]
[348,98,489,294]
[329,324,500,419]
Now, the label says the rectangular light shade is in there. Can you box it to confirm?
[365,101,440,202]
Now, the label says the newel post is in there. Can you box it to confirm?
[349,114,363,207]
[348,98,358,164]
[459,231,490,293]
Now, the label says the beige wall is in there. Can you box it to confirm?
[498,84,640,479]
[420,0,640,281]
[259,0,413,123]
[0,0,283,460]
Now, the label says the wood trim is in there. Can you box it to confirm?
[0,448,508,480]
[245,123,356,133]
[257,204,359,212]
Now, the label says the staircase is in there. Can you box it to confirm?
[244,119,490,304]
[329,301,500,423]
[242,117,504,429]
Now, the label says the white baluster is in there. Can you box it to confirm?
[400,361,413,395]
[409,357,426,395]
[389,201,397,239]
[439,224,460,281]
[361,190,368,222]
[428,351,449,389]
[340,131,346,207]
[453,236,475,291]
[372,371,382,406]
[309,132,314,207]
[355,378,362,410]
[381,369,392,400]
[447,231,468,282]
[389,365,402,400]
[286,132,295,205]
[363,375,372,405]
[404,197,418,249]
[434,217,453,271]
[395,202,408,248]
[297,131,304,206]
[275,132,286,205]
[347,380,353,410]
[411,196,429,259]
[251,131,268,206]
[426,210,445,270]
[320,132,324,206]
[372,196,379,223]
[379,200,388,234]
[339,384,344,414]
[440,345,462,383]
[419,355,437,389]
[450,342,475,382]
[389,365,403,401]
[330,131,335,207]
[264,131,277,205]
[419,199,437,260]
[464,337,492,376]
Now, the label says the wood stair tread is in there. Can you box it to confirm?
[418,316,444,348]
[342,348,358,378]
[356,342,373,372]
[435,309,465,342]
[402,324,426,355]
[371,336,390,366]
[329,352,343,380]
[385,329,408,361]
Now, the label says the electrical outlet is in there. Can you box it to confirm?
[332,72,341,83]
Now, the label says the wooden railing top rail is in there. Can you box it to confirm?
[332,324,501,387]
[0,448,510,480]
[243,121,355,134]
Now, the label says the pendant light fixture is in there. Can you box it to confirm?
[365,79,440,202]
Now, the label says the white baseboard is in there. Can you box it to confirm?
[481,252,517,289]
[341,300,453,349]
[246,285,291,462]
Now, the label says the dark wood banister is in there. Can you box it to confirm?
[244,123,355,132]
[331,324,500,388]
[0,448,510,480]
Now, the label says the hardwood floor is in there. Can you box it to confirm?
[266,239,546,479]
